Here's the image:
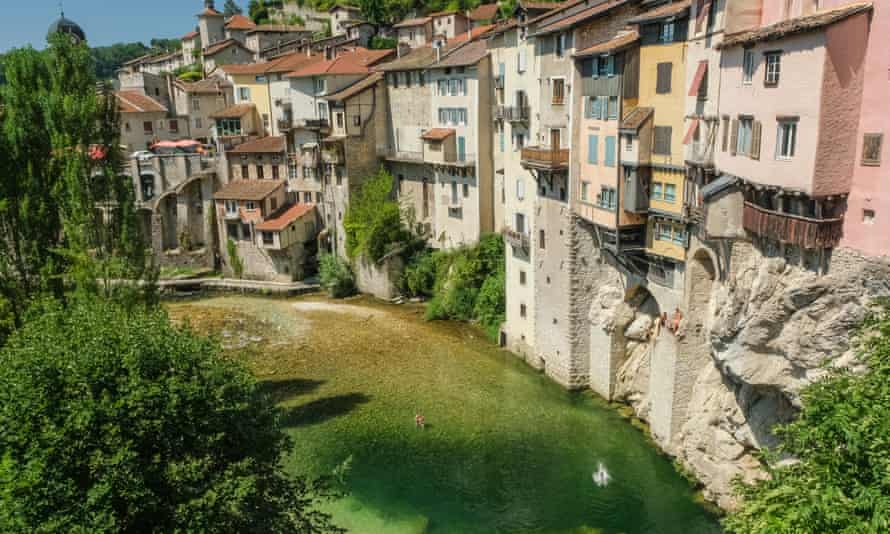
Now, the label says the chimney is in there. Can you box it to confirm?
[205,0,215,10]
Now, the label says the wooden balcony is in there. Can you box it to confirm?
[743,202,843,249]
[521,146,569,170]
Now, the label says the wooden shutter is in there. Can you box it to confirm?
[654,126,672,155]
[730,119,739,155]
[656,62,673,94]
[750,120,762,160]
[588,135,599,164]
[862,133,883,166]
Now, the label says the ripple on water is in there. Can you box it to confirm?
[166,295,723,534]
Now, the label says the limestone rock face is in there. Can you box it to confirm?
[674,243,890,509]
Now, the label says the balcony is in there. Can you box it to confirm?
[277,118,293,132]
[377,146,424,163]
[521,146,569,170]
[502,227,530,251]
[502,106,530,123]
[295,118,329,131]
[743,202,843,249]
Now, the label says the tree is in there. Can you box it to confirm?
[724,301,890,534]
[343,168,408,262]
[0,297,343,533]
[224,0,244,16]
[359,0,388,26]
[249,0,273,24]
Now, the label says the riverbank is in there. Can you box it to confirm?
[167,294,721,533]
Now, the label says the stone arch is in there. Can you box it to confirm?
[157,193,178,251]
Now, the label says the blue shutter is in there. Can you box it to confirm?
[588,135,598,164]
[606,56,615,77]
[500,130,505,153]
[499,62,505,77]
[592,98,602,120]
[605,136,616,167]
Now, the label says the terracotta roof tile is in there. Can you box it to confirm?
[255,203,316,231]
[227,136,287,154]
[394,17,432,28]
[176,78,232,94]
[620,106,653,132]
[534,0,629,36]
[115,91,167,113]
[204,38,250,57]
[574,30,639,57]
[214,180,284,201]
[210,103,255,119]
[182,30,199,40]
[421,128,456,141]
[522,1,564,11]
[718,2,872,49]
[627,0,691,24]
[226,14,256,30]
[469,4,500,21]
[287,48,394,77]
[432,40,488,68]
[325,72,383,102]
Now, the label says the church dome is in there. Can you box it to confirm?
[47,15,86,43]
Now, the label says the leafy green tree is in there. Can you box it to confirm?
[343,168,408,262]
[0,297,342,533]
[359,0,387,26]
[724,301,890,534]
[318,253,356,298]
[89,42,151,80]
[249,0,273,24]
[224,0,245,16]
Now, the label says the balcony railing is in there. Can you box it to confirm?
[502,106,530,123]
[743,202,843,249]
[377,146,424,162]
[502,227,530,251]
[296,118,329,130]
[520,146,569,170]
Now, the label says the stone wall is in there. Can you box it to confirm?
[354,253,404,300]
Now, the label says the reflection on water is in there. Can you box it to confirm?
[167,295,722,534]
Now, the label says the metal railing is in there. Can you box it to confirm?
[502,227,530,251]
[377,147,425,162]
[502,106,530,122]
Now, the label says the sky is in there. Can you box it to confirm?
[1,1,248,52]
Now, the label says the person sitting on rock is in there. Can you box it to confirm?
[670,308,683,334]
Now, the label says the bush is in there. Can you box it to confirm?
[343,168,409,262]
[0,297,342,533]
[370,36,397,50]
[227,239,244,278]
[400,249,441,298]
[475,269,506,340]
[318,253,356,298]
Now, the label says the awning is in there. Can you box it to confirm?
[688,60,708,97]
[695,0,712,33]
[700,174,738,201]
[152,140,201,149]
[682,118,700,145]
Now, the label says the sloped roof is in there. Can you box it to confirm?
[469,4,500,21]
[627,0,691,24]
[220,52,323,76]
[620,106,653,132]
[182,30,199,40]
[521,1,563,11]
[204,38,250,57]
[248,24,309,34]
[226,14,256,31]
[228,135,287,154]
[574,30,639,57]
[394,17,432,28]
[210,103,255,119]
[256,203,316,231]
[287,48,394,77]
[176,78,232,94]
[214,180,283,201]
[116,91,167,113]
[375,24,494,72]
[421,128,455,141]
[433,40,488,68]
[718,2,872,49]
[325,72,383,102]
[534,0,629,36]
[198,7,224,17]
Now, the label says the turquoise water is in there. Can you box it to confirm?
[169,296,722,534]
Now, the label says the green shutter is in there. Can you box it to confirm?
[588,135,599,164]
[592,97,602,119]
[605,136,616,167]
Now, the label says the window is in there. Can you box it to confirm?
[581,181,590,202]
[515,212,526,234]
[736,117,753,155]
[272,165,280,179]
[776,119,797,159]
[195,118,203,129]
[315,78,327,94]
[169,119,179,132]
[587,135,598,164]
[262,232,274,245]
[555,33,566,58]
[656,222,673,241]
[451,182,459,204]
[227,222,238,239]
[656,62,672,94]
[437,79,447,95]
[659,21,675,43]
[238,87,250,101]
[552,78,565,105]
[604,136,616,167]
[303,192,312,203]
[500,130,505,153]
[742,49,756,84]
[463,183,469,198]
[245,201,256,211]
[336,113,344,128]
[353,115,361,127]
[516,179,525,200]
[143,121,153,134]
[192,98,201,111]
[593,55,614,78]
[608,96,619,120]
[764,52,781,86]
[519,270,527,285]
[257,165,265,179]
[520,303,527,318]
[653,126,672,155]
[241,165,249,179]
[673,226,686,245]
[597,186,617,210]
[863,133,883,166]
[125,122,131,132]
[664,183,677,203]
[316,192,323,203]
[517,48,527,73]
[863,209,876,224]
[652,182,663,200]
[539,229,546,249]
[225,200,238,215]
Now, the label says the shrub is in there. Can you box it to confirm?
[400,249,441,298]
[370,36,397,50]
[226,239,244,278]
[318,253,356,298]
[0,297,342,533]
[475,269,506,340]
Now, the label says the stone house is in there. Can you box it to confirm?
[181,29,202,65]
[430,11,472,40]
[329,4,365,36]
[246,25,315,60]
[225,14,256,44]
[468,4,502,28]
[172,78,234,144]
[345,22,376,48]
[394,17,433,49]
[116,91,176,153]
[202,39,254,73]
[210,102,262,153]
[197,1,226,49]
[226,135,289,182]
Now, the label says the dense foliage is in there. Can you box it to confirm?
[402,234,505,340]
[318,253,357,298]
[724,301,890,534]
[224,0,245,16]
[0,297,342,533]
[343,168,410,262]
[370,35,398,49]
[0,35,152,333]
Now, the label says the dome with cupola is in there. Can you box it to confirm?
[47,11,86,43]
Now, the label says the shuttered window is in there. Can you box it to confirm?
[656,62,672,94]
[722,117,730,152]
[862,133,883,166]
[730,118,739,155]
[604,136,616,167]
[750,120,762,160]
[608,96,619,119]
[653,126,672,155]
[588,135,599,164]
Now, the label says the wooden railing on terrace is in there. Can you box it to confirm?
[743,202,843,249]
[520,146,569,169]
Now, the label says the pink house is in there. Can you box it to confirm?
[713,2,871,252]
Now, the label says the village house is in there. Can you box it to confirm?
[329,4,365,36]
[394,17,433,49]
[202,39,254,73]
[171,78,234,144]
[197,1,227,49]
[225,135,289,182]
[181,29,202,65]
[116,91,177,153]
[224,14,256,44]
[210,102,262,153]
[430,11,472,40]
[245,25,315,60]
[344,21,376,48]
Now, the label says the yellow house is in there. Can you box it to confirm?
[221,63,276,137]
[629,1,690,264]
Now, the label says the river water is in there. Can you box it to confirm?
[167,295,721,534]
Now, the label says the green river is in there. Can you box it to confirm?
[167,295,721,534]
